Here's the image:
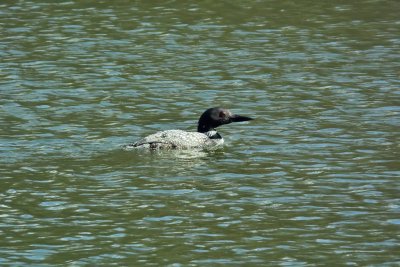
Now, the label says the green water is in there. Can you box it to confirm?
[1,0,399,266]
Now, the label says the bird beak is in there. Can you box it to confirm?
[230,114,253,122]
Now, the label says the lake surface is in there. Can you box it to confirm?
[1,0,399,266]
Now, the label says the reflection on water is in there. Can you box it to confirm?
[1,0,399,265]
[119,146,225,174]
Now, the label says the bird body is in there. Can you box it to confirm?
[124,129,223,150]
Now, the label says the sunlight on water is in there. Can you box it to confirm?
[0,0,399,265]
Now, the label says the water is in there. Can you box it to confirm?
[1,0,399,266]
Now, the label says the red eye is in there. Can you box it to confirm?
[219,111,226,118]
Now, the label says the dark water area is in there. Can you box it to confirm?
[1,0,399,265]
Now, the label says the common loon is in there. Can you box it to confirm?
[123,107,253,150]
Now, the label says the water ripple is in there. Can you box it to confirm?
[1,0,399,265]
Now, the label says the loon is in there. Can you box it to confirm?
[123,107,253,150]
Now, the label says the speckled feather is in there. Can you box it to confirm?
[124,130,224,150]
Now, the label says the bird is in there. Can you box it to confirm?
[123,107,253,150]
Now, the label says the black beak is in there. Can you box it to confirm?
[230,114,253,123]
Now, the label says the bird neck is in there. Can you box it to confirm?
[197,123,213,133]
[206,131,222,139]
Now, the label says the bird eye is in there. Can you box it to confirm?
[219,111,226,118]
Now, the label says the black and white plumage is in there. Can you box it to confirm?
[123,107,253,150]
